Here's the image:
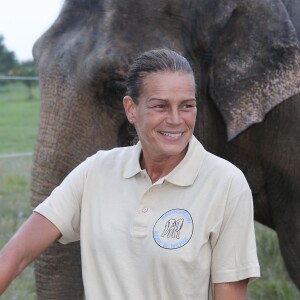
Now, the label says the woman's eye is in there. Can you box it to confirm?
[182,104,194,109]
[153,104,166,109]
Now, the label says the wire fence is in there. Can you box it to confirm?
[0,76,39,81]
[0,152,33,159]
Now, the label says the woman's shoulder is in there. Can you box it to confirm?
[202,151,248,185]
[84,144,139,173]
[93,144,137,160]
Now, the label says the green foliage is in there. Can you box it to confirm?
[11,60,38,77]
[0,35,38,77]
[247,223,300,299]
[0,35,38,99]
[10,61,39,100]
[0,35,17,75]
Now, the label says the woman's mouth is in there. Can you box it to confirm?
[159,131,183,138]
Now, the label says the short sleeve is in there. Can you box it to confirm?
[34,155,95,244]
[210,175,260,283]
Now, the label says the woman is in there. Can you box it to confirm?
[0,49,260,299]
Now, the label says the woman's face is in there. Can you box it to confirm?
[123,71,197,165]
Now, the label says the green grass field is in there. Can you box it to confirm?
[0,82,299,299]
[0,82,40,154]
[0,155,36,300]
[0,82,38,299]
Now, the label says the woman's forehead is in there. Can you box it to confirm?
[138,71,196,101]
[141,71,195,90]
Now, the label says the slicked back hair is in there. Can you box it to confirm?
[126,49,195,103]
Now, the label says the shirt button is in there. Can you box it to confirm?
[142,207,149,213]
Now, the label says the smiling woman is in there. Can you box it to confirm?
[123,71,197,181]
[123,49,197,181]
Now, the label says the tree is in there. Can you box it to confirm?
[11,60,38,100]
[0,35,17,75]
[0,36,38,99]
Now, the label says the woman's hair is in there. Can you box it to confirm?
[126,49,194,103]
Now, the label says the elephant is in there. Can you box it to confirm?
[31,0,300,298]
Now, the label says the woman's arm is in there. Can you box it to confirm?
[214,279,248,300]
[0,212,61,295]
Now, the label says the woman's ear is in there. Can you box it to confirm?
[123,96,137,124]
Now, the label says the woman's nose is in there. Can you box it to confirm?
[166,108,182,124]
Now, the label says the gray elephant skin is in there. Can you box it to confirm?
[31,0,300,298]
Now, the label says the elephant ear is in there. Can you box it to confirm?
[208,0,300,140]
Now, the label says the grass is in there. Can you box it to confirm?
[0,82,40,154]
[0,82,299,299]
[248,223,300,299]
[0,156,36,300]
[0,82,38,299]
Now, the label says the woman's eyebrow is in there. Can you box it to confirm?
[147,97,196,102]
[147,97,168,102]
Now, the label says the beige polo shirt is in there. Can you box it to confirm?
[35,135,260,300]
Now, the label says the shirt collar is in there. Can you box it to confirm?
[123,141,143,178]
[164,135,206,186]
[123,135,206,186]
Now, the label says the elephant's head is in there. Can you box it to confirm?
[33,0,300,146]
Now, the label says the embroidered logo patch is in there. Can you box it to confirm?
[153,209,193,249]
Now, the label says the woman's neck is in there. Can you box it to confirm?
[139,149,187,183]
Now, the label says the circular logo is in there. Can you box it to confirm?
[153,209,193,249]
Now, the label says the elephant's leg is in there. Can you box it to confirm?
[266,97,300,289]
[267,165,300,289]
[276,210,300,289]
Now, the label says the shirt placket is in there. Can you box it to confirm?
[130,170,163,238]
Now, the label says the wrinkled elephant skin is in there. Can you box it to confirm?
[31,0,300,298]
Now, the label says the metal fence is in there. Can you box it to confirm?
[0,76,39,81]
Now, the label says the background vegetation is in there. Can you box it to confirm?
[0,82,38,300]
[0,83,40,154]
[0,35,38,80]
[0,36,299,299]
